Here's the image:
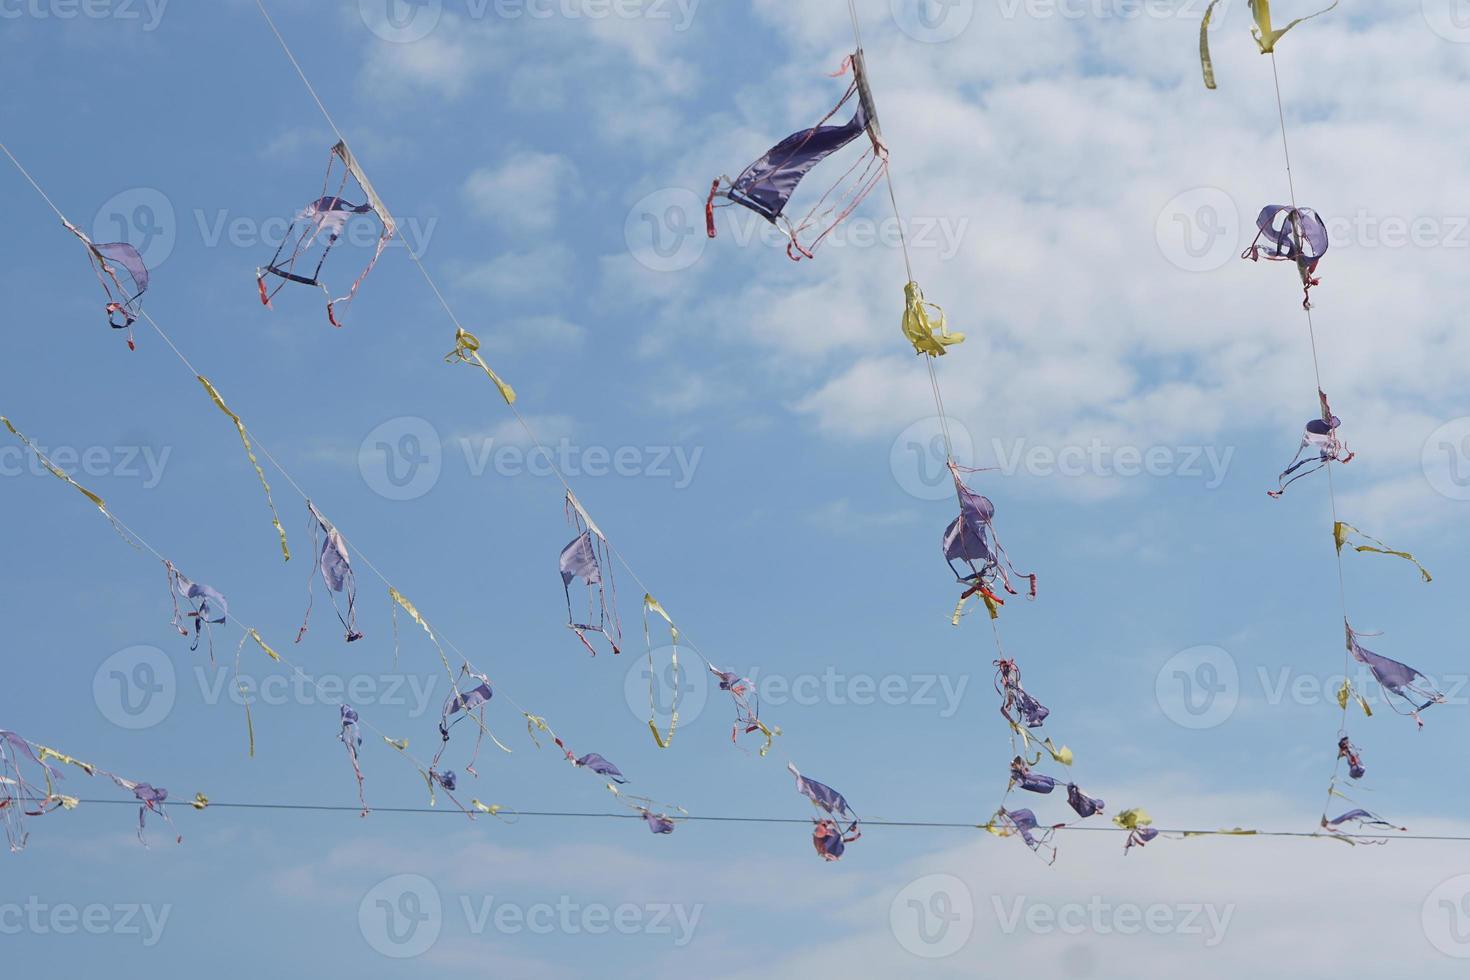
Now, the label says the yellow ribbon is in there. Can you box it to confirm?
[34,745,96,776]
[472,800,507,818]
[901,282,964,357]
[523,713,554,749]
[1200,0,1221,89]
[446,328,516,405]
[1,417,110,515]
[1251,0,1339,54]
[0,416,142,548]
[384,737,410,752]
[1014,725,1074,767]
[197,376,290,561]
[389,586,456,679]
[1043,739,1074,767]
[247,628,281,663]
[1334,522,1432,583]
[950,595,969,627]
[1336,680,1372,717]
[751,719,781,759]
[233,633,259,757]
[642,595,681,749]
[951,590,1001,626]
[1114,808,1153,831]
[192,794,210,810]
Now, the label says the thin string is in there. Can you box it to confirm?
[1269,52,1357,824]
[37,796,1470,842]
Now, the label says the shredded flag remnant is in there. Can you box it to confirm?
[790,763,861,861]
[299,502,363,643]
[944,462,1037,624]
[1268,390,1353,498]
[257,142,395,327]
[560,493,622,656]
[707,52,887,261]
[62,219,149,351]
[1242,205,1330,309]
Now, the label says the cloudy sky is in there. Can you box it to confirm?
[3,0,1470,975]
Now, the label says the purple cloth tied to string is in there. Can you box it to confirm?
[574,753,627,784]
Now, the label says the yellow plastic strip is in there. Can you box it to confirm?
[1334,522,1432,583]
[950,595,969,627]
[1114,808,1153,831]
[642,595,680,749]
[1,417,111,515]
[901,281,964,357]
[1200,0,1221,89]
[471,800,509,820]
[389,587,454,678]
[234,633,258,757]
[1043,739,1074,767]
[751,718,780,759]
[523,713,552,749]
[196,376,290,561]
[247,628,282,663]
[34,745,97,776]
[1336,680,1372,717]
[445,328,516,405]
[1251,0,1339,54]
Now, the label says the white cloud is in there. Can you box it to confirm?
[458,244,577,296]
[463,152,581,234]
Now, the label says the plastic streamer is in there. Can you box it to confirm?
[642,595,681,749]
[196,376,290,561]
[900,282,964,357]
[1334,523,1432,584]
[445,328,516,405]
[1,416,137,546]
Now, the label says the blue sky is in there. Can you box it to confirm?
[4,0,1470,975]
